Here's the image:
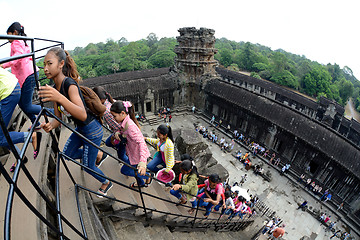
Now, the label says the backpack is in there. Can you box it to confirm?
[60,78,106,122]
[79,85,106,118]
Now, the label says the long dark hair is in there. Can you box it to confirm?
[208,173,221,184]
[180,160,199,179]
[47,47,80,81]
[157,124,174,143]
[7,22,27,46]
[93,86,115,103]
[110,101,140,128]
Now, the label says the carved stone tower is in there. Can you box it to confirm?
[173,27,219,108]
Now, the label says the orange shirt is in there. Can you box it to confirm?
[272,227,285,238]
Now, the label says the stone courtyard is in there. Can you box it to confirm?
[138,112,359,240]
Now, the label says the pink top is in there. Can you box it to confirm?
[2,40,39,87]
[198,179,224,199]
[118,114,150,166]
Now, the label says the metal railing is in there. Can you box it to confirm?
[0,35,255,239]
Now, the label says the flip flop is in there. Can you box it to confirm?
[129,182,145,189]
[33,132,42,159]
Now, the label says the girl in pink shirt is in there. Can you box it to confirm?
[110,101,150,188]
[1,22,42,129]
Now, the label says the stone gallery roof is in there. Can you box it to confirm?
[81,68,175,98]
[216,67,319,110]
[319,96,345,115]
[205,80,360,178]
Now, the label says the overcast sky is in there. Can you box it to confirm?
[1,0,359,79]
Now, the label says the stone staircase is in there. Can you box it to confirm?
[1,112,256,240]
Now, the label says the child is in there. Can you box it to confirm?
[222,191,235,216]
[145,124,175,179]
[109,101,150,188]
[39,47,111,197]
[189,173,224,217]
[170,160,199,205]
[92,86,119,166]
[1,22,42,130]
[0,68,42,171]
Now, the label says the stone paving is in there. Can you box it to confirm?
[141,112,359,240]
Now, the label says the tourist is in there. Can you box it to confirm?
[210,115,215,124]
[319,212,326,222]
[324,215,331,224]
[222,191,235,216]
[297,200,308,210]
[170,160,199,205]
[145,124,175,178]
[0,68,42,171]
[268,224,285,239]
[107,100,150,188]
[240,174,247,186]
[281,165,286,175]
[168,114,172,122]
[192,105,195,113]
[189,173,224,217]
[325,192,332,202]
[274,157,280,166]
[39,47,111,197]
[298,174,305,183]
[1,22,44,130]
[327,221,336,232]
[235,150,242,160]
[262,218,274,235]
[337,202,344,211]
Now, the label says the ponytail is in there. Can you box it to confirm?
[180,160,199,179]
[110,101,140,128]
[93,86,115,103]
[157,124,174,143]
[7,22,27,46]
[47,47,80,81]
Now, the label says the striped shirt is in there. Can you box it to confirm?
[146,137,174,172]
[103,99,121,133]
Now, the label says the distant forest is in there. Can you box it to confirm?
[38,33,360,111]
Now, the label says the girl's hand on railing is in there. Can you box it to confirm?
[41,122,54,133]
[137,166,146,176]
[114,131,121,141]
[172,184,181,191]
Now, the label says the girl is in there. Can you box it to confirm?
[0,68,41,172]
[170,160,199,205]
[189,173,224,217]
[109,101,150,188]
[38,47,111,197]
[92,86,119,166]
[145,124,175,181]
[1,22,42,130]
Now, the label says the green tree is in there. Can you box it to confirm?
[219,48,233,67]
[303,65,331,96]
[148,50,176,68]
[270,70,298,89]
[338,78,354,104]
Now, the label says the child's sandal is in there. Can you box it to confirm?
[9,163,16,172]
[34,132,42,159]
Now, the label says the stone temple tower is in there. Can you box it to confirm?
[173,27,219,108]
